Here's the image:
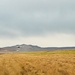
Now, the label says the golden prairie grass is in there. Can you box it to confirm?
[0,50,75,75]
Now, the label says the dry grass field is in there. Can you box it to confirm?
[0,50,75,75]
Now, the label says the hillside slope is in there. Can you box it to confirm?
[0,44,75,53]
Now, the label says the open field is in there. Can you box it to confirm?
[0,50,75,75]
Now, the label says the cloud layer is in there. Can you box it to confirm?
[0,0,75,37]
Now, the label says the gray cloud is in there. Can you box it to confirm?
[0,0,75,37]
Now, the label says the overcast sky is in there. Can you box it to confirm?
[0,0,75,47]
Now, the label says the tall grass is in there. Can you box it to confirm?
[0,50,75,75]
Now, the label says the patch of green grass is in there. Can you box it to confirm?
[21,50,75,55]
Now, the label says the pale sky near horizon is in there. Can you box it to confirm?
[0,0,75,47]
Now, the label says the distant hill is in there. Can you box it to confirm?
[0,44,75,53]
